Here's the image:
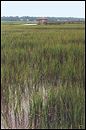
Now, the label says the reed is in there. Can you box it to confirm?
[1,23,85,129]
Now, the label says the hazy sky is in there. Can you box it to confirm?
[1,1,85,18]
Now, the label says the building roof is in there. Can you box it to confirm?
[37,18,48,20]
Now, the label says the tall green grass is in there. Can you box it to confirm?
[1,23,85,129]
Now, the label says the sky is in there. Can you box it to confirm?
[1,1,85,18]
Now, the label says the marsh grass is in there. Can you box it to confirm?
[1,23,85,129]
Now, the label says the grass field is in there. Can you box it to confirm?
[1,23,85,129]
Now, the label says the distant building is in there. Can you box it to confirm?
[37,18,48,24]
[20,19,23,21]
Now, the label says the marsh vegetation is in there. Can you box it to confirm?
[1,23,85,129]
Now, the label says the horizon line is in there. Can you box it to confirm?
[1,16,85,19]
